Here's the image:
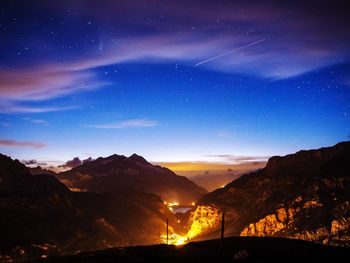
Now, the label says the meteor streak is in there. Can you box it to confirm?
[194,38,266,66]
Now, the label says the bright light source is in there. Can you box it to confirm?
[161,233,188,246]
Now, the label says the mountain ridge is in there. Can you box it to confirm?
[188,141,350,246]
[0,153,180,261]
[57,153,206,204]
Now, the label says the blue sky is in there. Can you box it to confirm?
[0,0,349,164]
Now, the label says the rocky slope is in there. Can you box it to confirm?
[0,154,179,261]
[57,154,206,204]
[188,141,350,246]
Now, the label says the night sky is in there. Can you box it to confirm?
[0,0,349,165]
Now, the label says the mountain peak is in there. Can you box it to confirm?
[265,140,350,172]
[57,152,206,204]
[128,153,150,166]
[0,153,29,178]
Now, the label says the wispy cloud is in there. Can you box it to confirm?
[217,131,233,138]
[54,32,344,80]
[30,1,348,79]
[0,68,96,101]
[204,154,270,163]
[86,118,159,129]
[0,138,46,148]
[0,67,107,113]
[1,0,349,114]
[23,118,49,125]
[0,102,77,113]
[29,119,48,125]
[0,121,11,127]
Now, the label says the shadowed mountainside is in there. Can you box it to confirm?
[0,154,180,262]
[187,141,350,245]
[28,166,56,176]
[57,154,206,204]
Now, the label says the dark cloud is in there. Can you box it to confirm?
[21,159,48,166]
[61,157,93,169]
[21,160,37,165]
[65,157,83,168]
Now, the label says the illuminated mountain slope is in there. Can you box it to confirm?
[189,141,350,245]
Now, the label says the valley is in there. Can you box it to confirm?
[1,141,350,262]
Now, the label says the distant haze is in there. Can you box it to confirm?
[157,161,267,191]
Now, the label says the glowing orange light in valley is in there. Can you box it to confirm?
[161,233,187,246]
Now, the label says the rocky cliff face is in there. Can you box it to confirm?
[57,154,206,204]
[189,141,350,246]
[240,199,350,246]
[240,208,288,237]
[187,205,221,239]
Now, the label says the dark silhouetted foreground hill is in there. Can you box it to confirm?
[25,237,350,263]
[57,154,206,204]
